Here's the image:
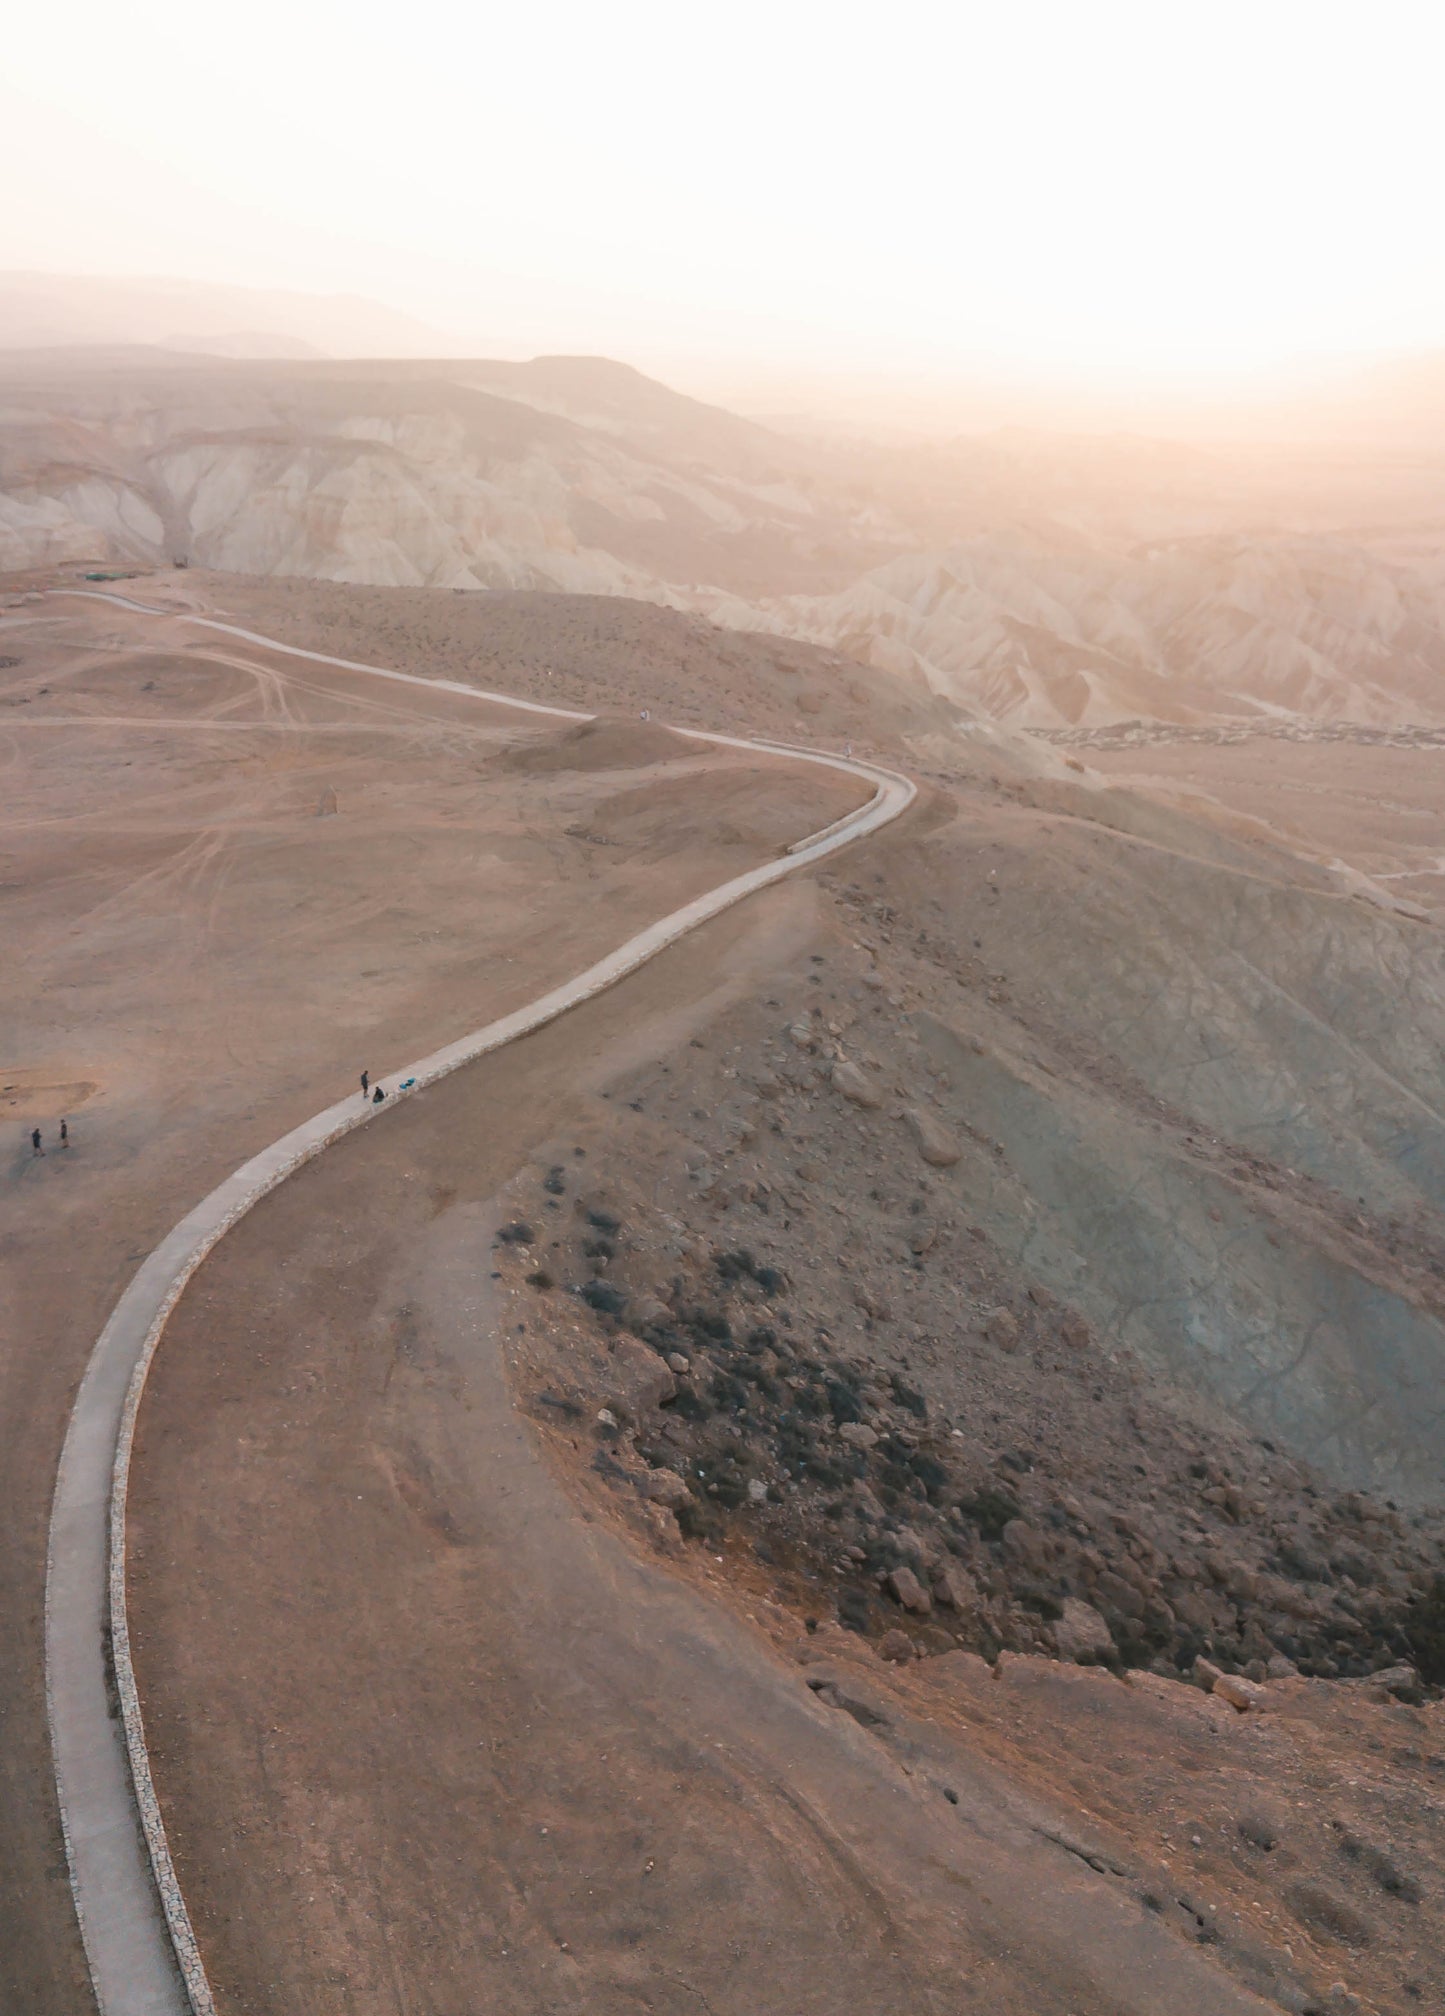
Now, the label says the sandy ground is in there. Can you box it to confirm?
[125,672,1445,2012]
[1080,737,1445,919]
[126,794,1445,2014]
[0,590,860,2013]
[128,887,1281,2016]
[12,568,1445,2015]
[137,568,961,751]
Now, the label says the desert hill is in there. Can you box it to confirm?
[7,575,1445,2015]
[7,348,1445,728]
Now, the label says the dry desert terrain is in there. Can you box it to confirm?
[5,567,1445,2016]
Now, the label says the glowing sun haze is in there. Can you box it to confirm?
[3,0,1443,384]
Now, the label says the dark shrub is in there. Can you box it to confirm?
[580,1280,627,1317]
[959,1487,1021,1541]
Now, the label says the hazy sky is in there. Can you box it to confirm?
[4,0,1444,382]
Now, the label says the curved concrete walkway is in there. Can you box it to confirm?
[42,591,916,2016]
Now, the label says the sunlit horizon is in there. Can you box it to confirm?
[5,0,1445,404]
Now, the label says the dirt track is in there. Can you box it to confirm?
[126,885,1274,2015]
[13,575,1445,2015]
[0,594,860,2015]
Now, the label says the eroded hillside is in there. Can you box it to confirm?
[9,353,1445,727]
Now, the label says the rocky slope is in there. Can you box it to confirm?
[475,700,1445,2014]
[33,571,1442,2016]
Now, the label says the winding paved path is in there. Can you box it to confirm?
[41,592,916,2016]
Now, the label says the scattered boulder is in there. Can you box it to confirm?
[933,1565,980,1613]
[1368,1662,1422,1704]
[851,1282,890,1322]
[831,1060,883,1110]
[984,1306,1020,1351]
[1213,1671,1266,1713]
[887,1565,933,1614]
[1059,1311,1093,1351]
[1002,1519,1049,1572]
[1095,1569,1146,1620]
[640,1467,692,1510]
[903,1106,963,1168]
[602,1333,677,1422]
[838,1421,879,1450]
[666,1351,691,1374]
[805,1669,894,1729]
[878,1629,916,1663]
[1052,1598,1114,1663]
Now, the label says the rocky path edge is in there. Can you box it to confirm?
[41,590,917,2016]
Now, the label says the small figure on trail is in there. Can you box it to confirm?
[360,1069,370,1097]
[372,1084,385,1104]
[31,1127,42,1156]
[640,708,650,721]
[60,1119,68,1148]
[845,741,853,759]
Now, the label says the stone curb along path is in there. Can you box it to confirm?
[42,591,917,2016]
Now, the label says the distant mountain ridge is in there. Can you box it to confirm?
[5,343,1445,728]
[0,272,453,360]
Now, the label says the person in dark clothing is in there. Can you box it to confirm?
[360,1069,370,1096]
[59,1119,68,1148]
[372,1084,385,1104]
[31,1127,42,1156]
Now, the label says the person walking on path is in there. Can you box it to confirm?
[31,1127,42,1156]
[59,1119,68,1148]
[360,1069,369,1097]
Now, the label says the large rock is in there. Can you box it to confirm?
[1094,1569,1147,1620]
[932,1565,980,1613]
[1213,1671,1266,1713]
[602,1334,677,1422]
[640,1466,692,1510]
[1052,1597,1114,1663]
[1001,1519,1049,1571]
[1369,1662,1422,1704]
[887,1565,933,1614]
[984,1306,1019,1351]
[903,1106,962,1167]
[831,1059,884,1109]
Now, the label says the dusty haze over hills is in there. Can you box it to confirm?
[10,6,1445,2014]
[7,336,1445,728]
[0,271,457,360]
